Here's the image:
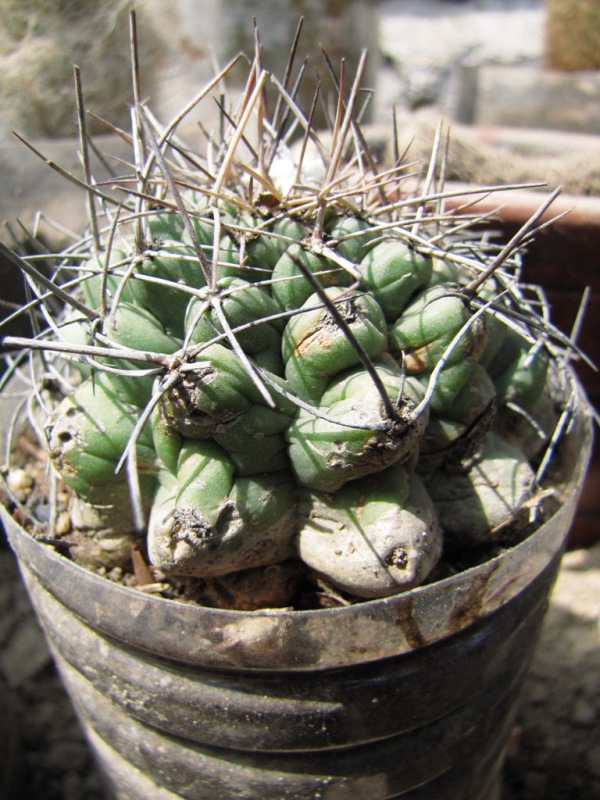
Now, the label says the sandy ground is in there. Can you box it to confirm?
[502,545,600,799]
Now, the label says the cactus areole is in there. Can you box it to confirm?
[0,21,592,611]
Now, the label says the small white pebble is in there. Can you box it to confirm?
[6,468,33,493]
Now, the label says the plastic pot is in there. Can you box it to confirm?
[0,381,594,800]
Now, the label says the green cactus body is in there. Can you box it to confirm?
[390,286,487,369]
[185,277,283,354]
[100,302,180,406]
[477,290,509,369]
[493,390,558,460]
[485,325,525,379]
[4,36,570,609]
[425,433,536,545]
[325,214,378,264]
[46,373,158,566]
[148,438,297,578]
[241,215,308,275]
[282,288,388,402]
[271,243,354,311]
[489,332,550,411]
[213,235,249,282]
[159,344,267,438]
[429,257,460,287]
[213,404,292,476]
[47,374,156,499]
[436,364,496,426]
[287,365,428,492]
[151,409,185,476]
[297,464,442,599]
[129,243,206,337]
[148,211,186,243]
[81,250,134,310]
[358,240,433,322]
[59,311,95,381]
[390,285,488,412]
[417,364,497,473]
[103,302,179,356]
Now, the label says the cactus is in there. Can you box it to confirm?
[0,15,589,610]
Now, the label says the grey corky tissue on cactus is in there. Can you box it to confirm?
[0,16,591,611]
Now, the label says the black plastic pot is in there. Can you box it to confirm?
[0,382,594,800]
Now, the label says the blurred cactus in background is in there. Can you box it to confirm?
[545,0,600,71]
[0,0,159,136]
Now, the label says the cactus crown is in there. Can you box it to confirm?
[0,15,589,609]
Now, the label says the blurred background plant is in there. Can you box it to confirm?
[0,0,160,137]
[545,0,600,70]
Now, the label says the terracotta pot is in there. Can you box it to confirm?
[0,375,593,800]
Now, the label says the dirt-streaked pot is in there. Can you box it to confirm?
[0,379,593,800]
